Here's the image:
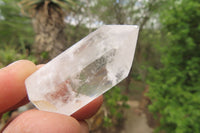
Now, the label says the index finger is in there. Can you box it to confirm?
[0,60,37,114]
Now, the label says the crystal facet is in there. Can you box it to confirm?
[25,25,139,115]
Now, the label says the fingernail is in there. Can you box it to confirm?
[1,60,20,71]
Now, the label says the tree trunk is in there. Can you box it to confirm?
[32,1,68,63]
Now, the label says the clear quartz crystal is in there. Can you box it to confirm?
[25,25,139,115]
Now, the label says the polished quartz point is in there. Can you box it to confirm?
[25,25,139,115]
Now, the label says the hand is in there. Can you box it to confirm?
[0,60,103,133]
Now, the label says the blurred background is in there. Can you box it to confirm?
[0,0,199,133]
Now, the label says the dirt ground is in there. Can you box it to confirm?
[120,80,156,133]
[121,100,154,133]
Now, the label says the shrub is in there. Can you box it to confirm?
[147,0,200,132]
[103,86,129,128]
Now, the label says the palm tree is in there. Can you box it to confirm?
[20,0,75,62]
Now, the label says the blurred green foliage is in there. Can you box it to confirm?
[0,111,10,126]
[103,86,129,128]
[0,45,36,68]
[0,0,34,47]
[147,0,200,132]
[0,0,35,67]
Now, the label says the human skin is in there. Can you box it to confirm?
[0,60,103,133]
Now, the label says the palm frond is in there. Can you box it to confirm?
[19,0,78,16]
[20,0,42,9]
[19,0,43,16]
[52,0,75,7]
[51,0,76,10]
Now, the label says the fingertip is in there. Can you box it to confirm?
[10,60,37,78]
[4,60,36,71]
[72,95,103,120]
[36,64,45,70]
[2,60,37,82]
